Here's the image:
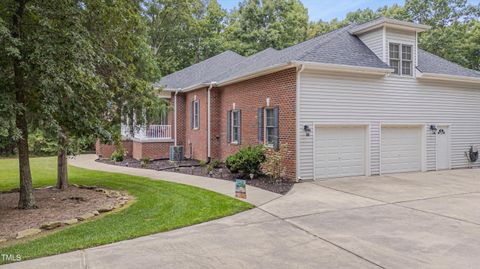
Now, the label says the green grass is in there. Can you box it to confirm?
[0,157,252,264]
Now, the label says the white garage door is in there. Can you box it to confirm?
[315,126,366,179]
[381,126,422,173]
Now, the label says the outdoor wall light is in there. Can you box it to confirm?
[430,125,437,134]
[304,125,312,136]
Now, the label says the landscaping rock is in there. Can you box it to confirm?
[16,228,41,239]
[106,191,121,198]
[77,212,95,221]
[0,238,7,243]
[62,219,78,225]
[98,206,113,213]
[40,221,62,230]
[79,185,97,190]
[92,210,100,216]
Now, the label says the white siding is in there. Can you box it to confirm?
[298,70,480,180]
[358,28,384,61]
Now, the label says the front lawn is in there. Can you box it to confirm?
[0,157,252,264]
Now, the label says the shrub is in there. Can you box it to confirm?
[140,157,151,168]
[28,129,58,156]
[199,160,207,167]
[225,145,265,177]
[210,160,221,169]
[261,143,288,180]
[111,142,126,162]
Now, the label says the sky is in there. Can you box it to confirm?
[218,0,480,21]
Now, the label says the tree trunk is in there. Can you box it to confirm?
[56,131,68,190]
[13,0,36,209]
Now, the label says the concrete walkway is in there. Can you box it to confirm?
[69,154,280,206]
[3,166,480,268]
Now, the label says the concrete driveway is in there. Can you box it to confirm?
[3,169,480,268]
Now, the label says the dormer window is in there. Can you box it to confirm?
[389,43,412,76]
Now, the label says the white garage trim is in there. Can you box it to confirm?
[380,123,426,174]
[313,123,371,180]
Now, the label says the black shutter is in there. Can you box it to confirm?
[190,100,194,129]
[227,110,231,143]
[238,110,241,145]
[257,108,263,144]
[273,106,279,150]
[197,101,200,128]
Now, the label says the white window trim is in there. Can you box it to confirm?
[388,41,414,77]
[193,100,200,130]
[264,107,275,147]
[230,110,240,144]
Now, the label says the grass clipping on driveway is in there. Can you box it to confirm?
[0,157,252,264]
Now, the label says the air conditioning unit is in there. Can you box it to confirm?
[169,146,184,161]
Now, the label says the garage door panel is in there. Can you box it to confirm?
[315,126,366,179]
[381,126,422,174]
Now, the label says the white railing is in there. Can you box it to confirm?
[121,124,172,140]
[146,125,172,139]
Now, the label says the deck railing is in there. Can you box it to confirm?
[121,124,172,140]
[146,125,172,139]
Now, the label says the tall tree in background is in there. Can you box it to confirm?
[145,0,203,75]
[405,0,480,70]
[225,0,308,56]
[192,0,228,62]
[306,0,479,71]
[145,0,227,75]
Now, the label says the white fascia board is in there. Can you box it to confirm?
[417,72,480,85]
[351,18,431,35]
[293,61,394,75]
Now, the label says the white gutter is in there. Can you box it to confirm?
[295,64,305,182]
[417,72,480,85]
[292,61,394,75]
[207,82,216,161]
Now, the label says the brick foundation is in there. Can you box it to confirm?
[132,140,173,160]
[96,140,133,158]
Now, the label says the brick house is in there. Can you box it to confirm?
[98,18,480,181]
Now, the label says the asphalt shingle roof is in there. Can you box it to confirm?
[155,23,479,89]
[154,50,245,89]
[417,49,480,78]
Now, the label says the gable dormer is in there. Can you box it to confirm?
[351,17,431,77]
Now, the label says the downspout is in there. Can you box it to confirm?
[174,89,180,146]
[295,64,305,182]
[207,82,216,163]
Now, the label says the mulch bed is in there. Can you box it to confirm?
[97,158,294,195]
[0,186,124,240]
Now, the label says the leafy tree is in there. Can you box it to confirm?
[306,0,480,71]
[1,0,37,208]
[145,0,205,75]
[405,0,480,70]
[225,0,308,56]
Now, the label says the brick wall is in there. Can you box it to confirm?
[132,141,173,160]
[183,87,209,160]
[174,68,297,179]
[216,68,297,179]
[96,140,133,158]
